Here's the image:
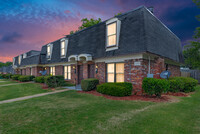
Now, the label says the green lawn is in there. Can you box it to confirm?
[0,83,51,101]
[0,85,199,134]
[0,79,17,85]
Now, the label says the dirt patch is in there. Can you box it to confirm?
[38,83,56,91]
[78,90,172,103]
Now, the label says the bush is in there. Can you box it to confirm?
[97,82,133,97]
[11,74,21,80]
[81,78,99,91]
[34,76,45,83]
[18,75,35,82]
[142,78,170,97]
[169,77,198,93]
[44,75,66,88]
[4,74,13,79]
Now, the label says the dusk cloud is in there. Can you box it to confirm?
[0,0,199,62]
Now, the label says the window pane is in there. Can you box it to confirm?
[68,66,71,73]
[61,41,65,49]
[116,74,124,82]
[107,23,116,36]
[68,72,71,79]
[64,73,67,79]
[61,49,65,56]
[107,63,114,73]
[47,46,50,53]
[108,73,114,82]
[116,63,124,73]
[108,35,116,46]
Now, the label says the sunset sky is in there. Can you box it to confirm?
[0,0,199,62]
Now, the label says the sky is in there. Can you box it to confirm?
[0,0,199,62]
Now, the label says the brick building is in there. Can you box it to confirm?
[13,6,183,93]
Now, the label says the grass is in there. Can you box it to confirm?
[0,79,17,85]
[0,85,199,133]
[0,83,52,101]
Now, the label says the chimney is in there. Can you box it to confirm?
[148,7,154,13]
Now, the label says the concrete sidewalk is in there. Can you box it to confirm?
[0,82,33,87]
[0,89,71,104]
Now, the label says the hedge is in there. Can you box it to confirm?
[97,82,133,97]
[34,76,45,83]
[142,78,170,97]
[44,75,66,88]
[81,78,99,91]
[169,77,198,93]
[18,75,35,82]
[11,74,21,80]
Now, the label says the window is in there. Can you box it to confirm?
[61,40,65,57]
[50,67,55,76]
[107,63,124,82]
[23,53,27,58]
[47,45,51,58]
[30,68,32,76]
[107,22,117,47]
[64,66,71,80]
[18,55,21,65]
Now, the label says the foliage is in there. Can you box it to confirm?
[18,75,35,82]
[34,76,45,83]
[183,0,200,69]
[44,75,66,88]
[70,18,102,34]
[97,82,133,97]
[81,78,99,91]
[4,74,13,79]
[114,12,122,17]
[169,77,198,93]
[0,62,12,68]
[11,74,21,80]
[142,78,170,97]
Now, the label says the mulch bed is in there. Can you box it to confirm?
[163,92,188,97]
[77,90,172,102]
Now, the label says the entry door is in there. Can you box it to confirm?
[88,64,95,78]
[78,65,83,84]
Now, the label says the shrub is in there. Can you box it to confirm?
[11,74,21,80]
[142,78,170,97]
[44,75,66,88]
[169,77,198,93]
[4,74,13,79]
[18,75,35,82]
[81,78,99,91]
[34,76,45,83]
[97,82,133,97]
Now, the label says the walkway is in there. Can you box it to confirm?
[0,82,33,87]
[0,89,71,104]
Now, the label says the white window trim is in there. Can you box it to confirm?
[47,44,53,60]
[13,58,15,66]
[106,18,121,51]
[60,38,68,58]
[23,53,27,59]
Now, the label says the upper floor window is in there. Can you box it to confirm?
[18,55,21,65]
[47,44,53,59]
[61,40,66,57]
[106,18,121,51]
[23,53,27,59]
[60,38,68,58]
[107,22,117,47]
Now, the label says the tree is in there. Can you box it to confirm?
[70,18,102,34]
[0,62,12,68]
[114,12,122,17]
[183,0,200,69]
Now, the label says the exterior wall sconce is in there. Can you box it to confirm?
[95,65,98,74]
[73,66,76,74]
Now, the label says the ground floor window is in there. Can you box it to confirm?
[64,65,71,80]
[30,68,32,75]
[50,67,55,76]
[107,63,124,82]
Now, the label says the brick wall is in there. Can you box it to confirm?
[95,62,106,84]
[83,63,88,79]
[26,67,31,75]
[167,64,181,77]
[55,65,63,75]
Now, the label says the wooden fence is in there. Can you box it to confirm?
[181,69,200,83]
